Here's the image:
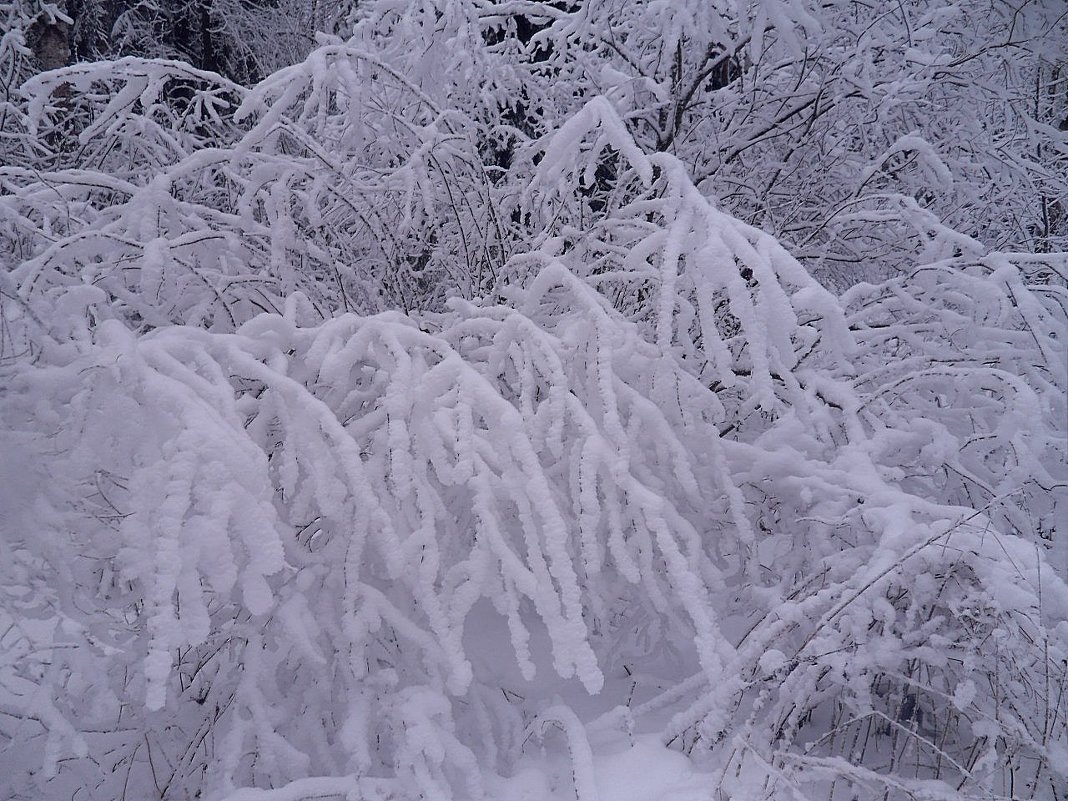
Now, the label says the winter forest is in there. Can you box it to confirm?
[0,1,1066,800]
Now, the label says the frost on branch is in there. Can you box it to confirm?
[845,253,1068,576]
[2,267,766,798]
[523,94,852,420]
[519,97,1068,800]
[2,19,1067,801]
[1,45,506,335]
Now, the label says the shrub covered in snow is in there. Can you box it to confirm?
[1,2,1065,800]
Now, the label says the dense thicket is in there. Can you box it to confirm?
[1,2,1066,800]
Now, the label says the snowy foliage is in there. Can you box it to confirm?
[1,2,1066,801]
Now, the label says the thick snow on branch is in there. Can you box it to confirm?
[1,4,1066,799]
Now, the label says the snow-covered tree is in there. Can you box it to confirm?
[487,0,1068,286]
[2,2,1066,801]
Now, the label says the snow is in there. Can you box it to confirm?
[486,735,707,801]
[1,2,1066,800]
